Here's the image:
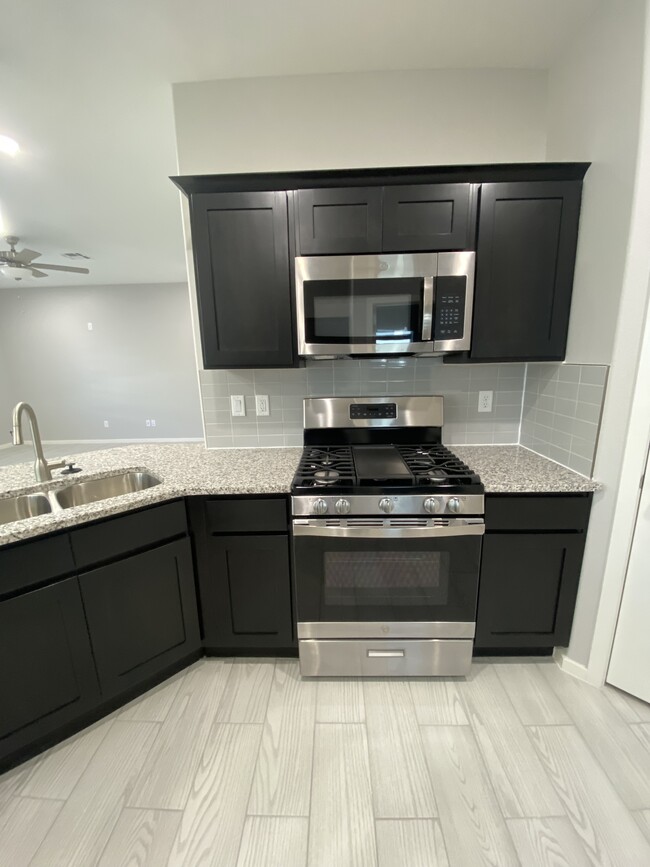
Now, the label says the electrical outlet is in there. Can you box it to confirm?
[255,394,270,417]
[230,395,246,417]
[87,322,93,331]
[478,390,493,413]
[103,420,109,428]
[150,418,156,428]
[145,419,151,427]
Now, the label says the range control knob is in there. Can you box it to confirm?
[423,497,441,514]
[335,498,351,515]
[447,497,462,514]
[313,498,328,515]
[379,497,394,514]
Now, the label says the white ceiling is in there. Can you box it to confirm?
[0,0,602,287]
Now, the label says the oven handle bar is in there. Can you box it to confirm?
[292,521,485,539]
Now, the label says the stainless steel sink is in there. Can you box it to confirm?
[0,493,52,525]
[54,471,161,509]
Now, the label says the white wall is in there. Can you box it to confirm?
[547,0,645,365]
[173,68,547,175]
[545,0,649,668]
[0,282,203,441]
[0,342,13,445]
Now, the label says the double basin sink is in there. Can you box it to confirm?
[0,471,161,526]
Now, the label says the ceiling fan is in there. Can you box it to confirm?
[0,236,90,280]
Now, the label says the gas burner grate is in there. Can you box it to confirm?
[397,445,480,486]
[293,446,356,488]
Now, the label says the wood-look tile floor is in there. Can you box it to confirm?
[2,657,650,866]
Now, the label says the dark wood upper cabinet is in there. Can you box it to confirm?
[296,187,383,254]
[469,181,582,361]
[190,191,295,368]
[0,577,100,765]
[382,183,474,251]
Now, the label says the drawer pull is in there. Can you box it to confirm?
[367,649,405,658]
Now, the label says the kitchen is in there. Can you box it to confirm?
[1,1,650,865]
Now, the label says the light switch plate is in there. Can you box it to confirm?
[256,394,270,416]
[230,394,246,417]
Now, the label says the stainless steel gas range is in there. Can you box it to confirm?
[290,395,484,677]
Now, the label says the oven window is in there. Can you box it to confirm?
[323,550,449,606]
[304,278,422,344]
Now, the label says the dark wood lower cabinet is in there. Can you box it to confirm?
[79,539,200,698]
[475,494,592,652]
[200,534,294,651]
[0,577,100,763]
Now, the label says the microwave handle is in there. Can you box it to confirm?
[422,276,434,341]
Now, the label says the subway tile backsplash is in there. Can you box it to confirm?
[199,358,525,448]
[520,363,608,476]
[200,358,610,479]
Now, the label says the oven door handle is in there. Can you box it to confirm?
[292,522,485,539]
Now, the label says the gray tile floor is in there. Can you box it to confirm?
[2,658,650,866]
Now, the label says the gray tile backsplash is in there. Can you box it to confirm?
[199,359,609,478]
[520,363,608,476]
[199,358,525,448]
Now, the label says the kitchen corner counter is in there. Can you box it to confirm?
[0,442,600,547]
[452,445,601,494]
[0,443,302,546]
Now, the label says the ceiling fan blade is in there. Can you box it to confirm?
[29,268,48,278]
[15,248,41,265]
[33,263,90,274]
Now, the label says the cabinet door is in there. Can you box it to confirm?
[200,535,293,650]
[79,539,200,698]
[0,577,100,764]
[475,533,586,650]
[383,184,474,251]
[190,191,294,368]
[296,187,383,254]
[470,181,582,361]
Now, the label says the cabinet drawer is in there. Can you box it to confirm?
[0,534,75,598]
[70,500,187,568]
[205,497,288,535]
[486,495,592,532]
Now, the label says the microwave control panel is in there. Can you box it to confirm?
[434,276,466,340]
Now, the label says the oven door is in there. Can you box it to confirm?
[292,518,483,637]
[295,253,436,356]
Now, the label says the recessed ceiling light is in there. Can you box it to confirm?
[0,135,20,157]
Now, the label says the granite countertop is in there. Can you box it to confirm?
[0,443,302,547]
[452,445,601,494]
[0,442,600,547]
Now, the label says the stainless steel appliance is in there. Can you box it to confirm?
[295,252,475,357]
[291,395,484,677]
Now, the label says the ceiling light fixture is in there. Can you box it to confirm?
[0,135,20,157]
[0,264,29,280]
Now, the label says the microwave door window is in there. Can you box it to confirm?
[304,278,423,344]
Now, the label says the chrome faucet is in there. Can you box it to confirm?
[12,402,66,482]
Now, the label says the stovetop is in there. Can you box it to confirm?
[292,443,482,496]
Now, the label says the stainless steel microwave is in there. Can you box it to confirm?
[295,251,475,357]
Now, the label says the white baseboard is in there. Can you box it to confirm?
[553,648,602,686]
